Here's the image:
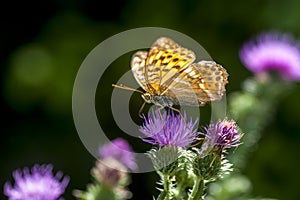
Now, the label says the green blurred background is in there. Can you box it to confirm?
[1,0,300,199]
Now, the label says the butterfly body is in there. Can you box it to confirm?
[129,37,229,109]
[142,93,174,108]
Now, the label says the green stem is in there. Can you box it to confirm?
[157,174,172,200]
[174,182,187,200]
[194,179,204,200]
[188,178,204,200]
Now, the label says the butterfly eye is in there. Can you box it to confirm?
[142,93,152,103]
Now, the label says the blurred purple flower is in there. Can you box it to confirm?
[93,158,128,188]
[99,138,137,171]
[240,32,300,81]
[4,164,69,200]
[200,119,241,156]
[139,109,199,147]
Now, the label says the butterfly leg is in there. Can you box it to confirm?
[191,137,204,147]
[154,105,165,122]
[168,106,183,119]
[156,106,168,138]
[138,102,146,118]
[210,152,222,167]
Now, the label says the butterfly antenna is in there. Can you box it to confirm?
[112,84,143,94]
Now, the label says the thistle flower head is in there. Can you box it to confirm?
[4,164,69,200]
[240,32,300,81]
[92,158,128,188]
[99,138,137,171]
[139,109,199,147]
[200,119,241,157]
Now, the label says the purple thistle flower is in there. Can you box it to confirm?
[200,119,241,157]
[99,138,137,171]
[4,164,69,200]
[240,32,300,81]
[92,158,128,188]
[139,109,199,147]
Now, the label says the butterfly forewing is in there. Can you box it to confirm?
[144,37,196,94]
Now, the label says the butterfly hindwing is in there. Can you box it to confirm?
[131,51,148,91]
[162,61,228,106]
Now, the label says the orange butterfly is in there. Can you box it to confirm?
[113,37,228,114]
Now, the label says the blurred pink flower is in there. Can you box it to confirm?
[99,138,137,171]
[240,32,300,81]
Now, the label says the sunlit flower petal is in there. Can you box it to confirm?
[140,109,199,147]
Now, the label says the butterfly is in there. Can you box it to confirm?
[113,37,228,114]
